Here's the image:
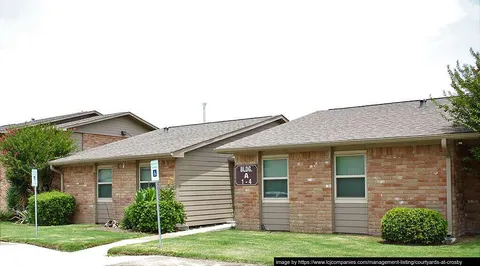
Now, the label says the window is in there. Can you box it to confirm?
[335,153,366,202]
[139,166,155,190]
[263,157,288,200]
[97,168,112,199]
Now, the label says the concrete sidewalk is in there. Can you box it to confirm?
[0,223,237,266]
[74,223,234,258]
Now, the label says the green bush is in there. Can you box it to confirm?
[381,207,447,245]
[121,187,186,233]
[27,191,76,225]
[7,186,22,210]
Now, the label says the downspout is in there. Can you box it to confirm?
[441,138,453,236]
[258,151,264,230]
[50,165,64,192]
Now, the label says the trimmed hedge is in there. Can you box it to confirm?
[27,191,76,226]
[381,207,447,245]
[121,187,186,233]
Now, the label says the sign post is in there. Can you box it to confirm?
[150,160,162,248]
[31,169,38,238]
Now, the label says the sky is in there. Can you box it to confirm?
[0,0,479,128]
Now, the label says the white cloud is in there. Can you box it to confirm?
[0,0,478,127]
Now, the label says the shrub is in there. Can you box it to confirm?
[7,186,22,210]
[121,187,186,233]
[0,209,14,221]
[27,191,76,226]
[381,207,448,245]
[11,209,29,224]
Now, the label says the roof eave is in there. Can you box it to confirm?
[49,152,173,166]
[215,132,480,153]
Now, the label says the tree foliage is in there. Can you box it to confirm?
[435,48,480,160]
[0,124,76,208]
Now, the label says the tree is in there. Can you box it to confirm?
[0,124,76,208]
[434,48,480,160]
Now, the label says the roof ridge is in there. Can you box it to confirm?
[166,115,276,129]
[327,97,448,111]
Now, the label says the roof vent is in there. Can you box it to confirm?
[419,99,427,108]
[163,127,169,133]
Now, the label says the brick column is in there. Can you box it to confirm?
[63,165,97,223]
[112,161,137,220]
[234,153,260,230]
[289,150,333,233]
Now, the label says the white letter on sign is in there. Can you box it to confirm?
[244,173,249,179]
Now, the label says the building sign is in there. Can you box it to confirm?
[235,165,258,186]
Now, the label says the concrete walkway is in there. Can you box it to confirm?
[0,223,244,266]
[74,223,234,259]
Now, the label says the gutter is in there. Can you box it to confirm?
[49,152,173,166]
[216,133,480,153]
[50,165,64,192]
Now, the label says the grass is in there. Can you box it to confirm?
[0,222,148,252]
[108,229,480,265]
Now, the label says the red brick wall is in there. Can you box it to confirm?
[82,133,126,150]
[63,159,176,223]
[234,154,260,230]
[289,150,332,233]
[234,144,452,236]
[0,164,9,210]
[63,165,97,223]
[367,144,447,235]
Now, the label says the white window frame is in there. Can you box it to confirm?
[262,155,289,203]
[334,151,367,204]
[97,166,113,202]
[139,164,155,190]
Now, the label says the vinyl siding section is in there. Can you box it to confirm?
[177,120,284,227]
[334,203,368,234]
[97,202,115,224]
[176,144,234,227]
[70,132,83,151]
[262,202,290,231]
[74,116,152,137]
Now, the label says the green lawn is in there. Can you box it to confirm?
[108,229,480,265]
[0,222,147,252]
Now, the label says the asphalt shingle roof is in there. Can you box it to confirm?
[50,116,284,165]
[217,98,472,151]
[0,111,101,133]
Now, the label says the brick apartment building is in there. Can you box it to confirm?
[217,98,480,237]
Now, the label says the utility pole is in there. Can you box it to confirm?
[202,103,207,123]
